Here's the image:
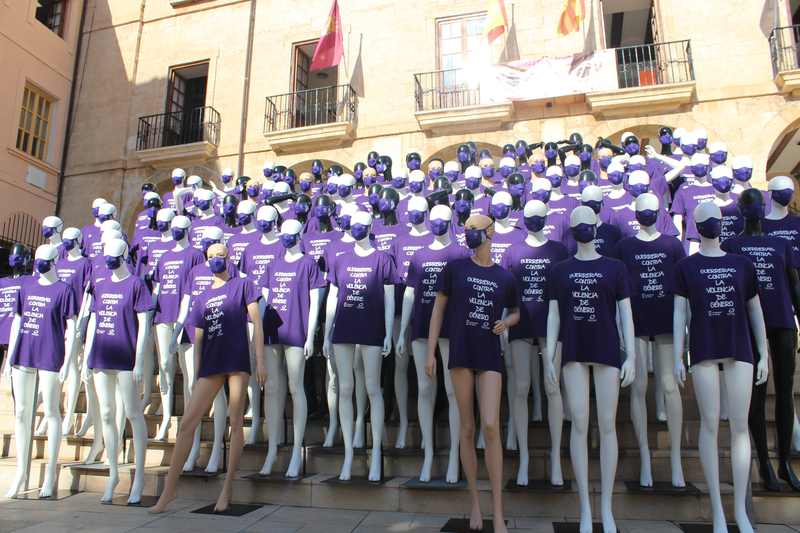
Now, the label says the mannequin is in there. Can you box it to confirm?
[443,160,461,189]
[506,173,526,220]
[260,219,325,478]
[401,170,427,216]
[0,245,29,371]
[694,128,709,152]
[762,175,800,259]
[671,152,716,253]
[428,158,445,182]
[544,206,636,533]
[220,195,239,242]
[3,244,78,498]
[371,187,402,253]
[709,166,743,242]
[87,203,118,258]
[81,238,150,503]
[561,154,583,199]
[406,151,422,173]
[673,201,769,533]
[389,196,432,449]
[163,168,189,212]
[134,193,162,247]
[529,178,568,243]
[175,175,203,216]
[615,194,686,488]
[305,195,338,264]
[498,156,517,185]
[189,189,223,250]
[463,166,490,215]
[323,211,396,481]
[152,215,205,441]
[42,216,65,259]
[228,200,260,268]
[139,208,176,284]
[545,166,578,218]
[336,174,359,212]
[565,186,621,256]
[377,155,393,183]
[396,205,466,482]
[724,189,800,491]
[81,198,108,256]
[503,200,568,486]
[425,214,519,533]
[731,156,755,196]
[608,170,679,239]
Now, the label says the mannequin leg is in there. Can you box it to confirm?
[245,323,261,445]
[7,367,37,498]
[691,361,727,533]
[61,344,82,434]
[205,389,227,473]
[37,370,63,498]
[81,378,105,463]
[652,342,667,422]
[115,371,147,504]
[361,345,385,481]
[722,360,755,533]
[770,329,800,489]
[276,354,288,446]
[477,370,508,533]
[747,344,778,490]
[411,339,435,482]
[323,356,339,447]
[114,386,126,462]
[562,362,592,533]
[451,368,482,530]
[504,352,516,451]
[178,343,201,471]
[530,342,542,422]
[353,346,366,448]
[34,393,47,436]
[719,369,729,421]
[333,344,356,480]
[439,339,460,483]
[541,338,564,486]
[631,337,652,487]
[215,373,249,513]
[653,335,685,487]
[285,346,307,478]
[154,323,176,441]
[510,339,533,486]
[594,365,621,533]
[94,371,120,502]
[260,345,285,475]
[393,319,409,448]
[141,335,155,410]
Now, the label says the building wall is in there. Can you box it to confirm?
[61,0,800,235]
[0,0,83,237]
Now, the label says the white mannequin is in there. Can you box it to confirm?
[152,215,191,441]
[81,238,149,504]
[766,175,794,221]
[323,210,394,481]
[672,151,712,255]
[166,168,186,211]
[510,199,559,487]
[2,244,78,498]
[464,166,486,203]
[260,219,323,478]
[543,207,636,533]
[175,175,202,216]
[336,174,358,210]
[604,161,628,202]
[193,189,217,219]
[393,195,429,449]
[626,193,685,488]
[396,205,461,483]
[731,156,754,196]
[273,181,293,218]
[408,170,427,200]
[169,225,229,473]
[563,154,581,191]
[210,168,237,198]
[673,202,769,533]
[42,216,64,250]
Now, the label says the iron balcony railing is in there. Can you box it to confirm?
[264,84,358,133]
[770,24,800,74]
[413,39,694,112]
[136,105,220,151]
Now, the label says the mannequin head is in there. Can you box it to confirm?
[506,173,525,209]
[298,171,314,194]
[222,195,239,226]
[8,243,31,275]
[327,164,344,178]
[768,175,795,208]
[407,196,429,227]
[97,203,116,224]
[464,214,494,251]
[294,194,312,222]
[530,177,552,204]
[515,140,530,162]
[353,161,367,183]
[406,152,422,171]
[156,208,176,234]
[738,187,766,222]
[103,238,128,272]
[311,159,324,179]
[34,244,58,275]
[502,144,516,159]
[273,181,292,200]
[429,204,452,236]
[367,183,383,215]
[186,175,203,192]
[523,199,548,234]
[530,148,546,175]
[326,174,341,196]
[569,205,597,244]
[453,188,474,223]
[490,191,513,221]
[499,156,516,179]
[710,165,734,195]
[680,131,698,157]
[171,168,186,187]
[377,155,393,180]
[361,165,377,187]
[694,128,709,151]
[143,192,162,218]
[578,170,598,192]
[283,168,297,190]
[709,142,728,165]
[350,211,373,242]
[367,150,380,169]
[691,153,710,179]
[544,142,559,164]
[378,187,400,223]
[479,156,495,180]
[193,188,215,214]
[280,219,303,250]
[221,168,235,185]
[206,243,229,275]
[578,144,594,168]
[442,161,460,185]
[464,165,482,191]
[564,154,581,179]
[580,185,603,216]
[628,154,647,173]
[569,132,584,147]
[91,198,108,219]
[337,202,359,233]
[427,158,444,180]
[236,199,257,227]
[235,176,249,197]
[391,169,408,191]
[313,194,335,226]
[256,205,279,235]
[42,215,63,241]
[634,193,660,228]
[546,165,564,189]
[273,165,287,182]
[694,201,723,240]
[62,227,82,254]
[170,215,191,242]
[606,161,626,186]
[200,226,225,254]
[659,126,673,147]
[337,174,356,200]
[262,161,274,178]
[621,132,640,156]
[457,144,472,169]
[732,155,753,183]
[432,176,452,195]
[100,219,122,236]
[627,170,651,198]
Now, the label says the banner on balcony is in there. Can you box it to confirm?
[478,50,618,103]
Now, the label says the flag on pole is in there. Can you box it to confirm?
[484,0,509,44]
[557,0,586,36]
[310,0,344,72]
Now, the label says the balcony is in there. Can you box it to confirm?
[263,84,357,154]
[770,25,800,96]
[586,40,696,118]
[413,68,513,135]
[135,106,220,167]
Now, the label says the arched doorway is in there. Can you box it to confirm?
[599,124,672,151]
[288,159,353,176]
[421,142,504,168]
[765,116,800,211]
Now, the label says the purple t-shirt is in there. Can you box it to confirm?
[722,234,797,330]
[181,261,239,344]
[134,209,151,233]
[436,257,518,372]
[88,275,153,370]
[303,227,339,268]
[472,195,491,216]
[762,215,800,264]
[154,247,206,324]
[561,180,582,200]
[670,181,716,241]
[12,278,78,372]
[372,218,403,253]
[543,209,570,244]
[55,256,92,306]
[139,237,174,280]
[390,231,432,314]
[130,229,161,277]
[322,236,358,275]
[719,201,744,243]
[81,223,102,258]
[226,230,260,267]
[608,205,679,239]
[238,238,283,286]
[263,255,326,347]
[330,250,397,347]
[673,253,759,365]
[548,256,630,368]
[502,240,569,340]
[564,223,622,257]
[185,277,261,378]
[490,227,526,265]
[0,277,23,344]
[189,215,224,250]
[614,235,686,337]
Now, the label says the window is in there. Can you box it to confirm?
[437,14,488,72]
[16,85,54,162]
[35,0,67,37]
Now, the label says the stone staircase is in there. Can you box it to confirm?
[1,366,799,522]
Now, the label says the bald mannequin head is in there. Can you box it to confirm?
[206,243,228,260]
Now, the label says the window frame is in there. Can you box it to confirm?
[34,0,68,38]
[435,11,488,72]
[16,84,55,163]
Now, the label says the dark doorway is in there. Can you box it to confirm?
[164,62,209,146]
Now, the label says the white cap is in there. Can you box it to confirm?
[103,238,128,258]
[281,219,303,236]
[92,198,108,209]
[491,191,512,206]
[564,154,580,167]
[731,155,753,170]
[500,156,516,168]
[709,142,727,154]
[607,161,625,174]
[693,128,708,140]
[570,205,597,227]
[444,161,460,173]
[262,179,276,191]
[171,168,186,179]
[263,161,274,171]
[156,208,176,222]
[531,177,551,192]
[101,229,123,243]
[408,196,428,212]
[430,204,452,221]
[257,205,279,222]
[35,244,58,261]
[273,182,291,195]
[464,165,482,179]
[546,165,563,177]
[186,175,202,187]
[352,210,373,227]
[43,215,63,229]
[222,168,234,178]
[581,185,603,203]
[143,191,160,202]
[673,127,687,140]
[237,199,257,215]
[691,153,710,166]
[171,215,191,230]
[681,132,698,146]
[769,176,794,191]
[710,166,733,180]
[620,131,636,144]
[523,200,547,217]
[98,203,116,216]
[204,226,225,241]
[62,227,81,241]
[339,174,356,187]
[194,189,214,201]
[100,220,121,234]
[340,202,361,218]
[628,170,650,185]
[611,155,628,167]
[409,169,426,183]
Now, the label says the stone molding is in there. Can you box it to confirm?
[775,70,800,97]
[415,102,514,136]
[264,121,355,154]
[134,140,217,168]
[586,81,696,118]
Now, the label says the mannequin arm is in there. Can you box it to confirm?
[303,287,324,359]
[1,314,22,378]
[248,301,266,386]
[544,300,560,389]
[672,295,689,386]
[786,263,800,325]
[382,285,395,356]
[672,214,684,241]
[82,313,97,382]
[645,145,680,169]
[396,286,415,356]
[174,186,191,215]
[60,317,78,382]
[663,161,688,183]
[169,294,191,353]
[151,283,160,308]
[322,285,339,358]
[77,291,93,339]
[747,296,770,386]
[425,293,448,377]
[616,299,636,387]
[133,311,150,384]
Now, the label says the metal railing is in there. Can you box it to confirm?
[0,212,43,252]
[136,106,220,151]
[770,24,800,74]
[615,40,694,89]
[413,68,481,112]
[264,84,358,133]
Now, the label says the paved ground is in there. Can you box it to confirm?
[0,492,798,532]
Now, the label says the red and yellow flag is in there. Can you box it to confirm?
[484,0,509,44]
[557,0,586,36]
[310,0,344,72]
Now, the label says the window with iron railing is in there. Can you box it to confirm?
[264,84,358,133]
[770,25,800,74]
[136,106,220,151]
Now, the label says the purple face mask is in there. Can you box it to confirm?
[681,144,697,156]
[105,255,122,270]
[194,199,211,212]
[92,207,100,218]
[430,219,449,236]
[326,182,338,194]
[314,205,332,219]
[692,164,709,178]
[659,134,672,146]
[545,148,558,160]
[375,163,387,174]
[364,175,377,186]
[378,198,396,214]
[582,200,602,214]
[490,203,510,220]
[531,189,551,203]
[607,171,625,185]
[222,173,233,184]
[635,209,658,227]
[98,214,112,223]
[256,219,274,233]
[171,228,187,241]
[263,167,274,178]
[294,202,310,216]
[624,143,640,156]
[465,176,481,190]
[237,213,253,226]
[509,184,525,198]
[42,227,55,239]
[8,254,24,269]
[710,152,727,165]
[246,186,260,198]
[146,206,159,218]
[457,152,470,164]
[300,181,312,192]
[408,159,421,171]
[336,215,351,231]
[444,170,460,183]
[772,188,794,207]
[579,152,592,163]
[628,183,649,198]
[547,173,563,189]
[34,258,52,274]
[733,168,752,182]
[62,238,76,251]
[338,185,352,198]
[564,165,581,178]
[696,217,722,239]
[697,138,708,151]
[499,166,514,178]
[531,161,546,174]
[408,210,426,225]
[453,199,472,216]
[524,215,546,233]
[156,220,170,232]
[712,176,733,194]
[350,223,370,241]
[208,256,227,274]
[429,168,442,179]
[571,223,596,243]
[171,175,184,186]
[367,156,378,167]
[599,156,611,170]
[280,233,299,249]
[391,177,407,189]
[481,166,495,178]
[465,227,488,249]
